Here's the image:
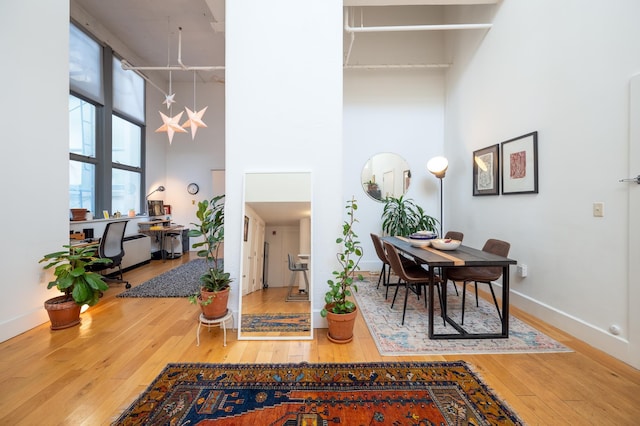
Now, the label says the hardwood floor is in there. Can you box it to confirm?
[1,253,639,425]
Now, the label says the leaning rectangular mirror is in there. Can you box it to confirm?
[239,172,312,340]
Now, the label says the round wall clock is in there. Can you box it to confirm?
[187,183,199,195]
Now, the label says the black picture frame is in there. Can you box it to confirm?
[473,144,500,196]
[501,131,538,194]
[243,216,249,242]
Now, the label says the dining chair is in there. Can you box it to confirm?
[444,238,510,324]
[370,233,391,290]
[383,241,444,326]
[442,231,464,296]
[371,233,418,299]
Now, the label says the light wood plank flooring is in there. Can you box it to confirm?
[1,253,639,425]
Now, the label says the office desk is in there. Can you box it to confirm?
[138,224,184,260]
[383,236,516,339]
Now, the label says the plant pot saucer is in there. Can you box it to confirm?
[327,333,354,344]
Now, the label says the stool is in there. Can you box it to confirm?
[196,311,234,346]
[165,232,182,259]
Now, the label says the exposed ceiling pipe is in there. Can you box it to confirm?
[344,64,450,69]
[348,22,493,32]
[344,10,357,65]
[342,8,489,69]
[121,27,225,73]
[344,7,492,33]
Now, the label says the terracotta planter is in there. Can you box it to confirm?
[199,287,230,320]
[44,295,81,330]
[325,304,357,344]
[70,208,87,221]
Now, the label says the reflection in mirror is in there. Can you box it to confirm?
[239,172,312,340]
[361,153,411,201]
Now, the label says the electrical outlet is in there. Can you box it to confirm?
[593,202,604,217]
[517,264,528,278]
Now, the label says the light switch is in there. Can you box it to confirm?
[593,202,604,217]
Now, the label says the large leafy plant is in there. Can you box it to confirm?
[381,195,439,237]
[188,195,232,298]
[39,245,111,306]
[321,197,364,316]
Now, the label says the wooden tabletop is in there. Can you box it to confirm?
[384,236,517,267]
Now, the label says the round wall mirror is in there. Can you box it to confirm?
[361,153,411,202]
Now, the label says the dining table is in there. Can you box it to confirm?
[383,236,517,339]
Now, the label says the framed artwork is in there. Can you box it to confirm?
[163,205,171,215]
[502,131,539,194]
[243,216,249,242]
[473,144,500,196]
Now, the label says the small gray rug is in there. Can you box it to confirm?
[118,259,210,298]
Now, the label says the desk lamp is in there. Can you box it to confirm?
[427,156,448,237]
[146,185,165,199]
[145,186,165,217]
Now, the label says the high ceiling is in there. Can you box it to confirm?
[71,0,226,83]
[70,0,495,225]
[71,0,498,83]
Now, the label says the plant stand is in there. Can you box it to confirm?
[196,311,234,346]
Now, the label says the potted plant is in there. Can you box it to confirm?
[321,197,364,343]
[381,195,439,237]
[39,244,111,330]
[188,194,232,319]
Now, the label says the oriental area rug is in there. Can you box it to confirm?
[241,313,311,333]
[112,361,524,425]
[354,279,571,355]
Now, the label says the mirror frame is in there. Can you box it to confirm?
[238,171,313,341]
[361,152,411,202]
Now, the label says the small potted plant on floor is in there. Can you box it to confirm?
[321,197,364,343]
[188,194,232,319]
[381,195,439,236]
[39,244,111,330]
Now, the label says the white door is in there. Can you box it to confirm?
[627,74,640,368]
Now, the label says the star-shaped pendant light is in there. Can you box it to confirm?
[156,111,187,144]
[162,93,176,109]
[182,106,208,139]
[181,71,208,139]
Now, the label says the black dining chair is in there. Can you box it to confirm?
[383,241,444,326]
[444,238,510,324]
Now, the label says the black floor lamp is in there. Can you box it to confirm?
[427,156,448,237]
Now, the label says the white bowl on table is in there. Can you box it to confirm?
[431,238,461,251]
[409,239,431,248]
[408,231,437,247]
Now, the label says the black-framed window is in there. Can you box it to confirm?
[69,22,145,217]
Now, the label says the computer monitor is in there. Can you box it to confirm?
[147,200,164,217]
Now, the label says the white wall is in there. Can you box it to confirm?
[444,0,640,367]
[0,0,70,341]
[226,0,343,326]
[344,69,445,272]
